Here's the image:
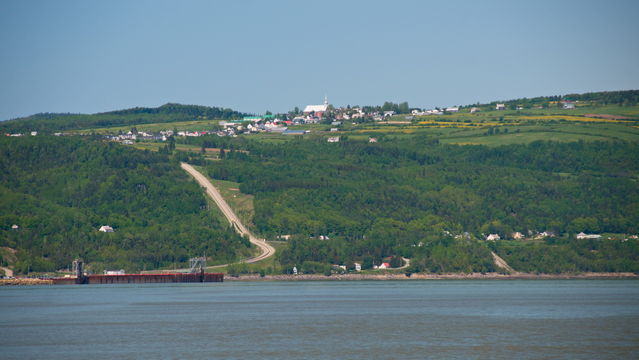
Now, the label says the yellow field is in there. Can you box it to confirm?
[418,120,510,127]
[511,115,633,123]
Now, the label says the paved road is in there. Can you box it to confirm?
[181,163,276,265]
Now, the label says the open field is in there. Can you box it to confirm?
[78,118,223,134]
[440,123,639,146]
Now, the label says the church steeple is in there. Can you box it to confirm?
[324,95,328,106]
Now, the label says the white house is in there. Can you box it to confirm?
[470,107,480,113]
[104,269,125,275]
[292,266,298,275]
[99,225,114,233]
[354,262,362,272]
[446,107,459,113]
[11,224,19,230]
[486,234,501,241]
[327,136,340,143]
[496,104,506,110]
[576,232,602,240]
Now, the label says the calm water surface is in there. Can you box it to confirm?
[1,280,638,359]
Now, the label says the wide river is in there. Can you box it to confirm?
[1,280,638,359]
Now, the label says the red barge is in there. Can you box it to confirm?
[52,272,223,285]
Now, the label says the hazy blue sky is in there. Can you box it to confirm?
[1,0,638,120]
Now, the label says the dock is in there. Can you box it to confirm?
[52,272,223,285]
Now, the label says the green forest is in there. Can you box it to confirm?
[0,136,251,274]
[203,136,639,273]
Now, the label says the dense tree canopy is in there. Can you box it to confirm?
[205,135,639,273]
[0,136,251,274]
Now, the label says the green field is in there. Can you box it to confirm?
[78,118,224,134]
[440,123,639,146]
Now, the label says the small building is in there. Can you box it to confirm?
[369,137,378,143]
[99,225,114,233]
[496,104,506,110]
[104,269,125,275]
[327,136,340,143]
[383,111,395,117]
[11,224,19,230]
[292,266,298,275]
[283,130,305,136]
[446,107,459,113]
[562,101,576,109]
[511,232,524,240]
[486,234,501,241]
[354,262,362,272]
[30,131,38,136]
[378,262,391,269]
[330,128,339,132]
[576,232,602,240]
[470,107,480,113]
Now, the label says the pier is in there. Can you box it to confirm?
[51,259,223,285]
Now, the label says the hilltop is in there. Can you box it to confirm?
[0,103,249,133]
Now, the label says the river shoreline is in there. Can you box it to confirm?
[2,272,637,286]
[224,272,639,281]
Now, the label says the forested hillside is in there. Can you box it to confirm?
[0,136,250,274]
[205,136,639,273]
[478,89,639,110]
[0,103,248,133]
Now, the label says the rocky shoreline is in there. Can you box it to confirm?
[2,272,636,286]
[0,278,54,286]
[225,272,639,281]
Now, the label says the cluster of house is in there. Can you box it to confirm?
[291,261,396,275]
[219,118,310,137]
[483,231,639,241]
[4,131,38,137]
[108,130,168,144]
[485,231,557,241]
[494,100,576,111]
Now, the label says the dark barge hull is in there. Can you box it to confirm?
[52,272,223,285]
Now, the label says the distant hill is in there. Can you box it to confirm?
[0,103,249,133]
[465,89,639,110]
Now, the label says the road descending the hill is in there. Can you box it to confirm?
[181,162,275,265]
